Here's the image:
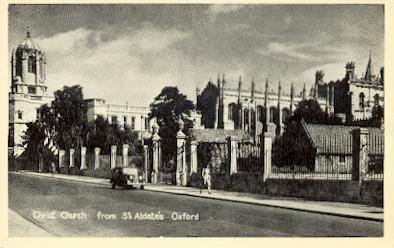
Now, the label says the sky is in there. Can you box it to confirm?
[8,4,384,106]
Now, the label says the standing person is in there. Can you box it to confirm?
[200,164,212,194]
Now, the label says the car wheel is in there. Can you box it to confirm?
[140,185,144,190]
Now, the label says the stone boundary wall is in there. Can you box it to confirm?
[264,179,383,207]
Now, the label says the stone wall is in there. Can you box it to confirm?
[264,179,382,207]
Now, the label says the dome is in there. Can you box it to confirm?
[17,29,40,51]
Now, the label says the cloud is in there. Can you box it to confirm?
[258,42,321,61]
[35,25,193,106]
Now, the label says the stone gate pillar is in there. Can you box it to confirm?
[263,132,273,182]
[94,147,101,170]
[152,122,161,184]
[80,147,87,170]
[227,136,238,175]
[111,145,117,169]
[190,141,198,174]
[122,144,129,168]
[69,148,75,170]
[352,128,369,185]
[176,119,187,186]
[143,145,149,182]
[58,150,65,173]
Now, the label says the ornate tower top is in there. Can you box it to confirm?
[17,26,40,51]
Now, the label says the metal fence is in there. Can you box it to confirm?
[197,142,228,174]
[236,142,262,173]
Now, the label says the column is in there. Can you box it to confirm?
[190,141,198,174]
[80,147,87,170]
[352,128,369,185]
[227,136,238,175]
[143,145,149,182]
[69,148,75,169]
[38,153,44,173]
[110,145,117,169]
[152,123,161,184]
[94,147,101,170]
[263,133,273,182]
[122,144,129,167]
[176,119,187,186]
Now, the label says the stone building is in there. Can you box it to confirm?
[8,29,54,156]
[316,54,384,122]
[8,29,153,157]
[199,75,332,137]
[85,98,153,139]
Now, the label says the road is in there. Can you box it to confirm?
[9,172,383,237]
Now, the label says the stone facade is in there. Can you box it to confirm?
[85,98,153,139]
[318,55,384,122]
[200,75,331,137]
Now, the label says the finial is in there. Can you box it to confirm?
[26,26,31,38]
[278,80,282,90]
[222,73,225,81]
[265,77,269,88]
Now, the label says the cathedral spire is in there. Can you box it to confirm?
[365,51,372,81]
[251,77,255,102]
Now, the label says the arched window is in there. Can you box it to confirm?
[28,56,36,73]
[269,107,278,123]
[374,94,380,107]
[359,93,365,109]
[228,103,237,121]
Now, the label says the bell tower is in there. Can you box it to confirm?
[11,27,47,96]
[9,28,53,156]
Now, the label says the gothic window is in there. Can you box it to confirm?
[359,93,365,109]
[28,56,36,73]
[269,107,278,123]
[17,111,23,120]
[228,103,236,121]
[374,94,380,107]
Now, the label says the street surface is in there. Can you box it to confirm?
[9,173,383,237]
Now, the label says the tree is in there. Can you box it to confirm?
[149,87,195,171]
[52,85,87,150]
[288,99,342,125]
[197,81,219,128]
[84,115,140,155]
[21,121,46,170]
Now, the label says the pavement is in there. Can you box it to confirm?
[9,209,54,237]
[17,171,383,222]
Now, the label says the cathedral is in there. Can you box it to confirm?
[8,29,54,156]
[199,75,333,137]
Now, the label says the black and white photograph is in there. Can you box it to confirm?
[5,3,387,239]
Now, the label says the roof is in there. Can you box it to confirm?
[302,122,384,154]
[189,129,251,143]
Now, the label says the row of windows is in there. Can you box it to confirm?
[111,115,150,130]
[359,93,381,109]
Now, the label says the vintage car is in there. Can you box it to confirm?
[110,166,145,189]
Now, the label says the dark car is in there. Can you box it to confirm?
[110,166,145,189]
